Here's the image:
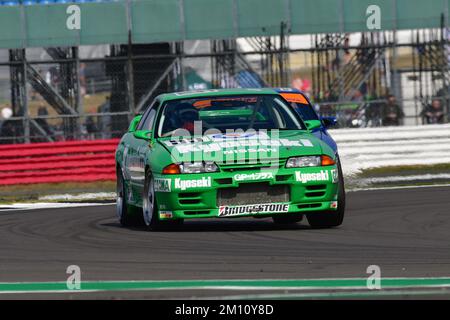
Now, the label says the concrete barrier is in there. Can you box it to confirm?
[330,124,450,175]
[0,139,119,185]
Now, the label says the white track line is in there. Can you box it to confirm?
[39,192,115,201]
[347,183,450,192]
[0,202,114,212]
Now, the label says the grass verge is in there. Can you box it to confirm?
[358,163,450,177]
[0,181,115,204]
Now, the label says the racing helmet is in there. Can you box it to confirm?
[176,103,199,123]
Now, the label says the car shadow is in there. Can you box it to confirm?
[102,218,313,233]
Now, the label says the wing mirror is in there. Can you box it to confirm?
[128,115,142,133]
[133,130,152,140]
[321,116,337,128]
[304,120,322,131]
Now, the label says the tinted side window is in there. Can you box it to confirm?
[137,101,159,130]
[137,109,157,131]
[293,103,320,121]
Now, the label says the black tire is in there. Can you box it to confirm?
[116,169,142,227]
[273,214,303,224]
[142,171,184,231]
[306,160,346,228]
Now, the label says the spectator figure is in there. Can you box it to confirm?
[36,105,53,138]
[381,95,404,126]
[0,106,23,144]
[332,34,350,71]
[421,98,445,124]
[85,116,98,139]
[364,96,383,127]
[351,89,364,102]
[0,120,16,144]
[97,96,112,139]
[45,70,51,85]
[79,63,87,96]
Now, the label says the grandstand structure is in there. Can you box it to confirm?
[0,0,450,143]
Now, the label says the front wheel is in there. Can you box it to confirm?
[143,171,184,231]
[306,161,346,228]
[142,171,159,230]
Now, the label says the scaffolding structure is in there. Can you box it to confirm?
[1,22,450,143]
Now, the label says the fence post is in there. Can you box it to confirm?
[22,49,30,143]
[126,0,135,118]
[73,46,83,139]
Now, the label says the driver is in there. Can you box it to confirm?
[176,103,199,133]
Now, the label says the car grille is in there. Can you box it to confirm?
[217,182,289,206]
[218,158,286,172]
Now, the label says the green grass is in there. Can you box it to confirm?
[1,163,449,203]
[359,163,450,177]
[0,181,115,203]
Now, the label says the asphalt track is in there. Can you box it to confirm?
[1,186,450,299]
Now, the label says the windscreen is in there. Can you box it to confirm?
[156,95,305,137]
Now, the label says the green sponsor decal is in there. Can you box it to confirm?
[154,178,171,192]
[233,172,274,182]
[331,169,338,183]
[159,211,173,219]
[218,203,289,217]
[295,169,336,183]
[174,177,212,191]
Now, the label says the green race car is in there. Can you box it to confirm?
[115,89,345,230]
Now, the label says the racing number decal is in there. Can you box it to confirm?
[122,145,130,180]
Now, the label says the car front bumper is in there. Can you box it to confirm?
[154,165,339,220]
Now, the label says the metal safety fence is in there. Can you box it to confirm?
[1,28,450,143]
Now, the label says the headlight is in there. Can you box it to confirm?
[286,155,335,168]
[286,156,321,168]
[179,161,219,174]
